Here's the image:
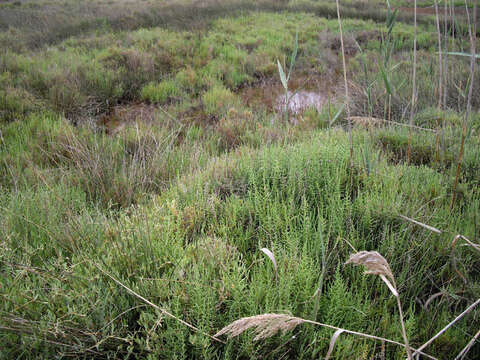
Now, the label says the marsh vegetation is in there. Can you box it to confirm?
[0,0,479,359]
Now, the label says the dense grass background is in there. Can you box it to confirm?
[1,0,479,359]
[2,0,460,52]
[0,11,446,122]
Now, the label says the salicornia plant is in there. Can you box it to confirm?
[277,31,298,123]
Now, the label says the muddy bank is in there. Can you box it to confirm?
[97,75,338,134]
[240,76,337,116]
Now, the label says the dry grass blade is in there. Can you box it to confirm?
[452,234,480,252]
[399,215,442,234]
[455,329,480,360]
[347,117,435,132]
[325,329,344,360]
[424,292,444,310]
[410,298,480,358]
[214,314,304,341]
[379,274,399,297]
[94,263,225,344]
[260,248,278,280]
[451,234,478,283]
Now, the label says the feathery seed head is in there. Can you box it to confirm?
[346,251,398,296]
[215,314,304,341]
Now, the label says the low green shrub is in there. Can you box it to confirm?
[202,84,238,118]
[298,106,330,130]
[176,66,200,92]
[0,87,40,122]
[141,80,181,104]
[375,130,437,166]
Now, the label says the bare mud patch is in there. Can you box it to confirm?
[240,76,336,118]
[277,90,326,114]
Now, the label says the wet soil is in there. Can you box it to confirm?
[100,75,338,134]
[240,76,337,116]
[281,90,326,114]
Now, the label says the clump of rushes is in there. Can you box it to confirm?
[346,251,412,360]
[141,80,180,104]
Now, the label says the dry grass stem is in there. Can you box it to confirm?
[455,329,480,360]
[452,234,480,252]
[335,0,353,187]
[434,0,443,109]
[451,1,476,209]
[94,263,225,344]
[399,215,442,234]
[443,0,449,107]
[407,0,418,164]
[433,0,442,162]
[410,298,480,358]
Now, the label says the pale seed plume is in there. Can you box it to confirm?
[345,251,396,295]
[345,251,394,279]
[214,314,304,341]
